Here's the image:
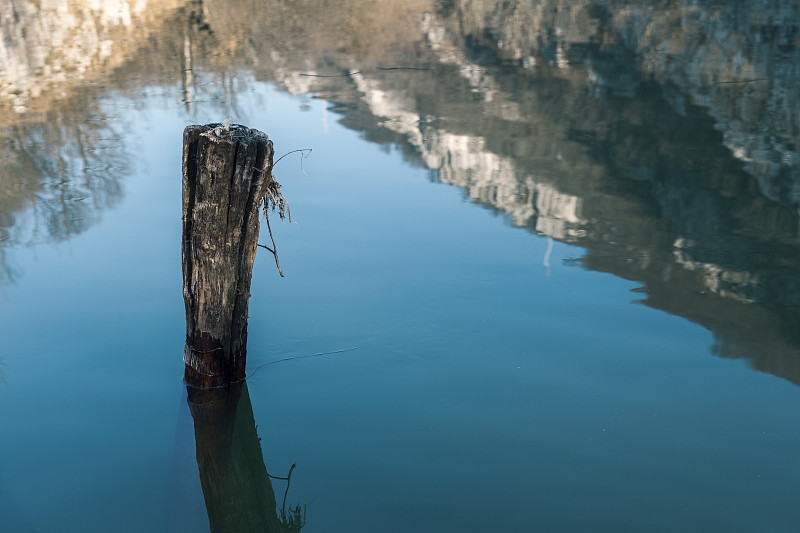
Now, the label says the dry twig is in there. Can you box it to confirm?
[257,148,312,276]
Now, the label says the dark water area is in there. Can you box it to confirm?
[1,1,799,532]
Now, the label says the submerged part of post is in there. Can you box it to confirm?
[182,122,273,388]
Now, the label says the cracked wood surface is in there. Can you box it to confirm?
[182,123,273,388]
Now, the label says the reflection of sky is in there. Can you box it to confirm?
[0,82,798,532]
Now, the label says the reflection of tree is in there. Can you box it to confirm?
[187,382,305,533]
[0,107,128,284]
[0,245,16,285]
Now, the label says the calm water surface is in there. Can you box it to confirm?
[1,1,799,532]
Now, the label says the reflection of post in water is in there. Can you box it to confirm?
[187,381,305,532]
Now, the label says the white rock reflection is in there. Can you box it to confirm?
[0,0,181,112]
[673,237,760,304]
[351,70,585,240]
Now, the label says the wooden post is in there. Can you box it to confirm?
[182,122,273,388]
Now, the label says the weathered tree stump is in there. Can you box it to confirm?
[182,122,273,388]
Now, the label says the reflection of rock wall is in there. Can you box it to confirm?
[0,0,183,112]
[342,14,798,317]
[611,3,800,207]
[331,4,800,384]
[350,71,585,240]
[434,0,800,208]
[422,0,800,338]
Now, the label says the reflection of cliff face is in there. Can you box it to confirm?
[426,1,800,384]
[308,3,800,384]
[350,70,587,240]
[434,0,800,207]
[0,0,184,113]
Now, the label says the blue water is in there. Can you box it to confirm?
[1,81,799,533]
